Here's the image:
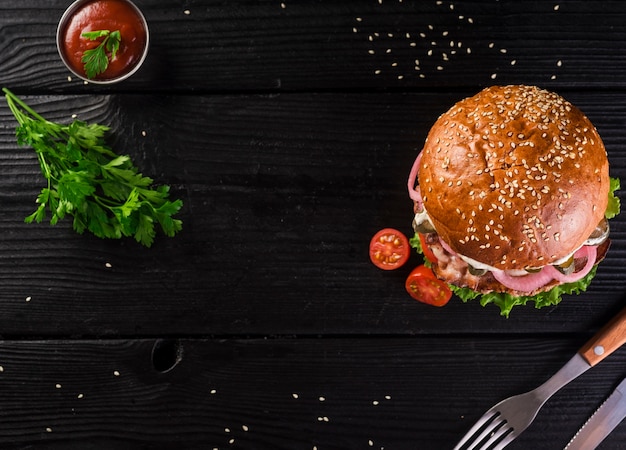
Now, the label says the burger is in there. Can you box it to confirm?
[407,85,620,316]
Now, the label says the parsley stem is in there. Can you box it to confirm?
[3,88,48,123]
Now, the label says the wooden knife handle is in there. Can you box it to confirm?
[579,307,626,366]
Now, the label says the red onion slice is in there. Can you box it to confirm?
[424,219,598,294]
[491,267,555,293]
[492,246,597,292]
[407,151,423,207]
[542,245,597,283]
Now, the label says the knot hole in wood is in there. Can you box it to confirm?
[151,339,183,373]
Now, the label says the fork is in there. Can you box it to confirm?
[453,307,626,450]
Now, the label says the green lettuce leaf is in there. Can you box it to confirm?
[449,266,598,318]
[606,177,621,219]
[408,233,432,268]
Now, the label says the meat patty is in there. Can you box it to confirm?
[423,233,610,297]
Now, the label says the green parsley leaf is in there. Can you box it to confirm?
[3,88,183,247]
[81,29,121,79]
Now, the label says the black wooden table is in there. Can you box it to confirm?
[0,1,625,449]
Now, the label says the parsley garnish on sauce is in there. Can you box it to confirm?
[3,88,183,247]
[81,29,121,79]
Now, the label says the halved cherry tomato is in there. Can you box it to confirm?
[369,228,410,270]
[405,265,452,307]
[418,232,438,264]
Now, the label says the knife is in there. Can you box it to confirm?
[564,377,626,450]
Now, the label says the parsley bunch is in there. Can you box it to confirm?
[3,88,183,247]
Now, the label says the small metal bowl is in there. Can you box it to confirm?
[56,0,150,84]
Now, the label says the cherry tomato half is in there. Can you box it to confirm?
[369,228,410,270]
[418,232,438,264]
[405,265,452,307]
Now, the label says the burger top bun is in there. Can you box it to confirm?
[418,85,610,271]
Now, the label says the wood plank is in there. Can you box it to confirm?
[0,337,623,449]
[0,92,624,337]
[2,1,626,92]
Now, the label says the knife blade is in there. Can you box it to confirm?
[564,377,626,450]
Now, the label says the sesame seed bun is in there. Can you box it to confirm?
[418,85,610,271]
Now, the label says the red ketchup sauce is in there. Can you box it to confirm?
[59,0,148,81]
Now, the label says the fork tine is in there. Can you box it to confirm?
[466,416,507,450]
[475,422,512,450]
[453,411,498,450]
[491,432,516,450]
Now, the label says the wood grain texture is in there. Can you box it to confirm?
[1,1,626,92]
[0,337,623,450]
[0,92,623,337]
[1,2,626,448]
[580,306,626,366]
